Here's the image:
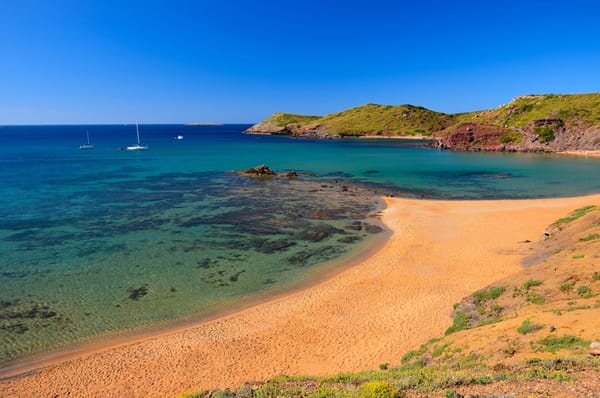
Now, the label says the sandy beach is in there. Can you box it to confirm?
[2,194,600,398]
[557,150,600,158]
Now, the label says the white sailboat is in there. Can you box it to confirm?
[126,121,148,151]
[79,130,94,149]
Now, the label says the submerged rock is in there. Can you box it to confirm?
[337,236,362,244]
[364,223,383,234]
[252,238,296,254]
[296,223,345,242]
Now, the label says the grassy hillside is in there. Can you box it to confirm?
[314,104,453,136]
[176,205,600,397]
[249,93,600,140]
[458,93,600,128]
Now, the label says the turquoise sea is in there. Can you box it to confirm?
[1,124,599,365]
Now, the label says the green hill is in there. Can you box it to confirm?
[313,103,453,136]
[246,93,600,152]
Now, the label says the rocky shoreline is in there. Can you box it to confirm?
[245,119,600,154]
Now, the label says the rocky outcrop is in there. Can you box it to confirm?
[245,122,336,139]
[236,165,305,178]
[433,120,600,153]
[238,165,277,176]
[244,121,288,135]
[434,123,518,151]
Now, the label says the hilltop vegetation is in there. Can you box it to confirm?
[177,205,600,397]
[246,93,600,152]
[459,93,600,128]
[263,112,322,127]
[313,104,452,136]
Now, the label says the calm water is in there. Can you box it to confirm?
[1,124,599,364]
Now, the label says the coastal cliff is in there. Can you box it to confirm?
[246,93,600,153]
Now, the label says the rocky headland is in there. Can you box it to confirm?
[245,93,600,154]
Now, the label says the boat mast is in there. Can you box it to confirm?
[86,130,90,145]
[136,120,140,145]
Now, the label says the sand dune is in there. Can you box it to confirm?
[2,194,599,397]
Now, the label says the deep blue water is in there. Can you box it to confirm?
[0,124,599,364]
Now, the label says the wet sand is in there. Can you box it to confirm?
[2,194,599,397]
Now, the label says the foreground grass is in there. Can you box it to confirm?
[175,354,600,398]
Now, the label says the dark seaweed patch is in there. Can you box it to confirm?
[127,285,148,300]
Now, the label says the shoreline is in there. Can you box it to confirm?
[0,202,391,381]
[2,193,600,397]
[556,149,600,158]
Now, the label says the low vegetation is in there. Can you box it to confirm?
[315,104,452,136]
[552,205,597,227]
[534,126,555,143]
[264,112,321,127]
[517,319,544,335]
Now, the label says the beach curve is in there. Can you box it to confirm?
[2,193,600,397]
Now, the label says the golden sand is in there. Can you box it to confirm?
[2,194,600,397]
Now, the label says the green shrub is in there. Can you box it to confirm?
[579,233,600,242]
[573,254,585,259]
[432,343,450,357]
[445,311,470,335]
[560,280,576,292]
[174,391,207,398]
[254,383,281,398]
[592,272,600,281]
[499,131,523,143]
[357,381,403,398]
[534,126,555,142]
[523,279,542,290]
[379,363,389,370]
[517,319,544,335]
[310,386,349,398]
[473,375,492,384]
[526,293,545,305]
[444,389,459,398]
[577,285,591,297]
[472,286,506,303]
[537,335,588,352]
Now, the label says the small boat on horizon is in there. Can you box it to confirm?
[79,130,94,150]
[126,121,148,151]
[175,135,184,140]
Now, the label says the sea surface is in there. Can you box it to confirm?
[1,124,599,364]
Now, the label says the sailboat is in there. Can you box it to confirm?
[126,121,148,151]
[79,130,94,149]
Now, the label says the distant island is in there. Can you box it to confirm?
[246,92,600,154]
[184,122,224,126]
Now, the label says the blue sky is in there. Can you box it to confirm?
[1,0,600,124]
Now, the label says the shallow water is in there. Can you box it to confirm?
[0,124,599,364]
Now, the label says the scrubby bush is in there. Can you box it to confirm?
[577,285,591,297]
[560,280,576,292]
[523,279,542,291]
[517,319,543,335]
[534,126,555,142]
[357,381,403,398]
